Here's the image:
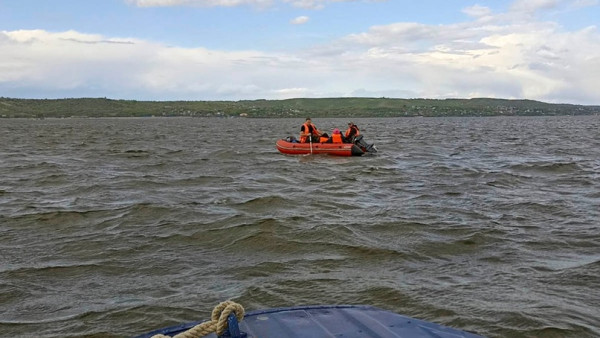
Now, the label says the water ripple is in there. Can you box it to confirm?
[0,116,599,337]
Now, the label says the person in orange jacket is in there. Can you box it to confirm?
[300,117,322,143]
[331,128,344,143]
[344,122,360,142]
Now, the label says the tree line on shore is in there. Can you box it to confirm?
[1,97,598,118]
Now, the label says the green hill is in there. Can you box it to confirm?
[0,97,598,118]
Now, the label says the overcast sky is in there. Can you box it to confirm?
[1,0,599,104]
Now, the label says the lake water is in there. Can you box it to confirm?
[1,116,599,338]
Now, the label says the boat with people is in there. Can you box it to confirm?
[135,301,485,338]
[277,118,377,156]
[276,135,377,156]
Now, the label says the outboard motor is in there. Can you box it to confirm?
[353,135,377,153]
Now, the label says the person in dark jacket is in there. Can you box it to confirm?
[344,122,360,142]
[300,117,322,143]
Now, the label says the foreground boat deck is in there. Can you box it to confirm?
[135,305,485,338]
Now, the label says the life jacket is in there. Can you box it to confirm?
[345,125,360,139]
[319,136,329,143]
[332,133,343,143]
[300,122,315,143]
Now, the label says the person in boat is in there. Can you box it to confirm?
[345,122,360,143]
[330,128,344,143]
[300,117,322,143]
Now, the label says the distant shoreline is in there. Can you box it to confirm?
[1,97,599,118]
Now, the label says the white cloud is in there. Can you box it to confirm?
[0,29,342,99]
[300,5,600,104]
[2,1,600,104]
[273,87,311,97]
[290,16,310,24]
[462,5,492,18]
[510,0,558,14]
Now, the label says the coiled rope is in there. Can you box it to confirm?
[152,300,245,338]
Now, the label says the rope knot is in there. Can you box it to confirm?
[212,301,245,335]
[151,300,245,338]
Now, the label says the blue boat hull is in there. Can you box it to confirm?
[135,305,485,338]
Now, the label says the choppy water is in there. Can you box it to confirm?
[1,116,599,338]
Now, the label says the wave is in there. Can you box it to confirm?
[506,161,583,174]
[2,116,600,338]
